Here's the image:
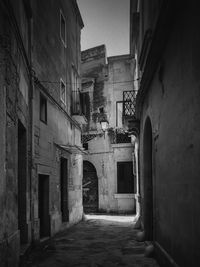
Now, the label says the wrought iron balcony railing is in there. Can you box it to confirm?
[108,129,131,144]
[115,132,131,144]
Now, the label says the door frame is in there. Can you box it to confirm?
[83,161,98,213]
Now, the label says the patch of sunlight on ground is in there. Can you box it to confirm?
[85,214,136,223]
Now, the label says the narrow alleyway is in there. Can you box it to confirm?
[22,215,159,267]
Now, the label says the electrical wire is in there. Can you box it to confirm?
[38,77,141,86]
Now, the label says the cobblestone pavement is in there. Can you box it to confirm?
[22,215,159,267]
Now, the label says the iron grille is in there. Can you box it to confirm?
[116,133,131,144]
[123,90,137,117]
[110,130,131,144]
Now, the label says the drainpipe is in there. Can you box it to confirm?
[29,10,36,242]
[131,135,141,228]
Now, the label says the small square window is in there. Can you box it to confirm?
[99,107,104,114]
[60,10,66,47]
[83,143,88,150]
[60,79,66,104]
[40,93,47,123]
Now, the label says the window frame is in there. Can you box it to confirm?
[117,161,135,194]
[40,93,47,124]
[60,78,66,105]
[60,9,66,47]
[71,67,81,114]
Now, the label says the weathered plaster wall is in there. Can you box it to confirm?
[31,0,83,240]
[0,19,7,264]
[0,3,31,265]
[33,85,83,240]
[81,45,106,75]
[68,153,83,223]
[0,0,83,265]
[139,5,200,266]
[81,45,108,130]
[138,0,160,61]
[32,0,82,114]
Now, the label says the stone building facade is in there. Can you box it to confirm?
[81,45,137,214]
[31,0,84,240]
[130,0,200,266]
[0,0,84,266]
[0,1,33,265]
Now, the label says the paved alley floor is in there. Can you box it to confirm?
[22,215,159,267]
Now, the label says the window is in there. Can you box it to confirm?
[99,107,104,114]
[83,143,88,150]
[60,79,66,104]
[60,10,66,47]
[71,68,80,114]
[123,90,137,117]
[80,92,90,118]
[71,68,79,93]
[117,162,135,193]
[40,93,47,123]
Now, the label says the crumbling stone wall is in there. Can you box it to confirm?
[81,45,108,130]
[0,5,31,265]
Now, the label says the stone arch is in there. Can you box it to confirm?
[83,161,98,214]
[143,117,153,240]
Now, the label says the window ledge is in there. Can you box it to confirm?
[112,143,132,148]
[114,193,135,199]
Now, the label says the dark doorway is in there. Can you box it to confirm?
[83,161,98,213]
[117,162,135,193]
[38,174,50,238]
[18,120,28,244]
[143,117,153,241]
[60,157,69,222]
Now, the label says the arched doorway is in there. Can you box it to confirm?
[143,117,153,240]
[83,161,98,214]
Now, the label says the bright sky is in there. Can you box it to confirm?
[77,0,130,57]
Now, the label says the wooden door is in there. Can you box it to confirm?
[39,174,50,238]
[60,158,69,222]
